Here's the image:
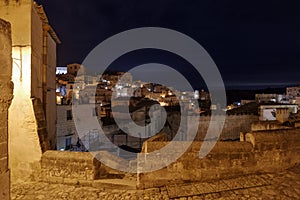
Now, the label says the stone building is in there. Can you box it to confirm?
[287,86,300,98]
[56,104,106,151]
[0,0,60,181]
[0,18,13,200]
[286,86,300,106]
[255,93,285,103]
[259,104,298,121]
[56,105,78,151]
[67,63,85,76]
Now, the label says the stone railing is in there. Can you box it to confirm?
[41,151,101,184]
[251,121,292,132]
[142,132,167,153]
[41,150,130,184]
[40,128,300,190]
[137,128,300,189]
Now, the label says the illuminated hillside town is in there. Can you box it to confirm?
[55,65,300,151]
[1,0,300,200]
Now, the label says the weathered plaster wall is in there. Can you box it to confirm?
[56,105,78,150]
[46,34,57,149]
[0,0,31,45]
[30,2,43,101]
[0,18,13,200]
[0,0,43,181]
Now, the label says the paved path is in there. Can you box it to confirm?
[11,165,300,200]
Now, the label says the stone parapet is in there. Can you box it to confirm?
[196,114,259,141]
[41,151,101,183]
[138,128,300,189]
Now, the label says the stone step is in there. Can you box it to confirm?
[91,179,136,190]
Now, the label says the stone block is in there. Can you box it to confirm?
[231,159,243,167]
[212,153,229,160]
[42,150,101,181]
[0,18,11,199]
[136,129,300,188]
[0,128,7,143]
[0,157,8,174]
[63,178,79,185]
[240,132,245,142]
[242,160,257,168]
[0,142,7,158]
[265,144,274,151]
[230,152,242,160]
[219,159,231,169]
[0,112,8,128]
[0,20,12,81]
[0,170,9,200]
[78,179,93,187]
[48,176,63,184]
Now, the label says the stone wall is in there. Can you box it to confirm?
[0,18,13,200]
[196,114,259,141]
[0,0,59,181]
[1,0,43,182]
[251,121,292,132]
[41,151,101,184]
[46,33,58,149]
[137,128,300,189]
[168,114,259,141]
[56,105,78,150]
[31,0,43,102]
[40,151,129,183]
[32,98,50,152]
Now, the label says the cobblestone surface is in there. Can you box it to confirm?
[11,165,300,200]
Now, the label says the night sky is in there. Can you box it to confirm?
[36,0,300,89]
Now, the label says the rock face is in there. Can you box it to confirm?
[0,18,13,200]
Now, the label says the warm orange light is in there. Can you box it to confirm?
[159,102,169,106]
[12,46,32,96]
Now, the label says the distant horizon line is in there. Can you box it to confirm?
[55,67,300,91]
